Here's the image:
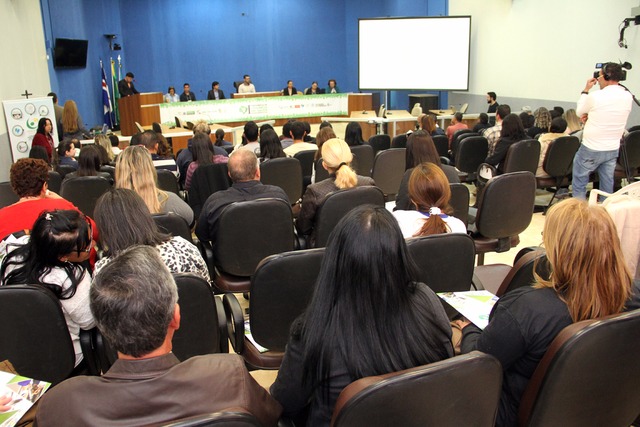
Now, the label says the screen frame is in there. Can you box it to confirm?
[53,38,89,69]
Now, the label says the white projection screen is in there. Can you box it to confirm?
[359,16,471,91]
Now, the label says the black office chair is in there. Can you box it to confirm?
[60,176,112,218]
[233,81,244,93]
[473,249,550,296]
[161,411,262,427]
[313,186,385,248]
[472,172,536,265]
[56,164,76,179]
[368,134,391,154]
[157,169,180,195]
[0,285,80,385]
[615,130,640,183]
[0,182,19,209]
[152,122,163,134]
[224,248,324,370]
[450,131,479,162]
[314,158,330,182]
[152,212,193,243]
[371,148,406,201]
[518,310,640,427]
[391,134,408,148]
[432,134,449,157]
[99,165,116,183]
[331,352,502,427]
[449,182,470,225]
[536,136,580,211]
[259,157,303,204]
[627,124,640,133]
[501,139,541,174]
[455,136,488,183]
[188,163,231,219]
[350,144,375,177]
[47,171,63,194]
[201,198,295,293]
[293,149,317,189]
[406,233,476,318]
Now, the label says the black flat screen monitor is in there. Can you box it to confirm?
[53,38,88,68]
[359,16,471,91]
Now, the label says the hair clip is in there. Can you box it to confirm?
[44,213,53,221]
[429,207,442,216]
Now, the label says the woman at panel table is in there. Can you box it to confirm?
[272,205,453,426]
[457,198,639,427]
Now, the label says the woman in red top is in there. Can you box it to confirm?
[32,118,55,161]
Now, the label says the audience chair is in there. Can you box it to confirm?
[223,248,324,370]
[201,198,295,293]
[472,172,536,265]
[314,186,385,248]
[449,183,470,224]
[134,121,145,133]
[455,135,488,183]
[152,122,163,134]
[157,168,180,195]
[293,149,317,189]
[350,144,375,177]
[390,134,407,149]
[260,157,303,204]
[628,124,640,133]
[432,134,449,158]
[152,212,193,243]
[518,310,640,427]
[371,148,405,201]
[331,351,502,427]
[161,411,262,427]
[368,134,390,154]
[55,164,76,179]
[450,131,479,161]
[452,128,475,145]
[615,130,640,183]
[0,182,19,209]
[0,284,89,385]
[536,136,580,211]
[60,176,112,218]
[502,139,541,174]
[473,248,549,296]
[99,165,116,184]
[406,233,475,318]
[47,170,62,194]
[188,163,231,219]
[315,158,330,183]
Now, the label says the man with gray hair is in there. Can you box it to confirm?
[195,149,289,243]
[35,246,282,426]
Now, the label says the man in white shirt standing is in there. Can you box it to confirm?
[238,74,256,94]
[572,62,632,199]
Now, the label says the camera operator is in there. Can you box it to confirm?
[572,62,633,199]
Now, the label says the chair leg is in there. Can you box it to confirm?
[477,252,485,266]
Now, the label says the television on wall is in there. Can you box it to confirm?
[359,16,471,91]
[53,38,88,68]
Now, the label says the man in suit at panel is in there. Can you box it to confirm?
[118,72,139,97]
[207,81,225,100]
[180,83,196,102]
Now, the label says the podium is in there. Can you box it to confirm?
[118,92,163,136]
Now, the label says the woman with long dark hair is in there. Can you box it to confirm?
[0,209,95,365]
[272,205,453,425]
[63,145,112,183]
[484,113,527,173]
[184,133,228,190]
[344,122,365,146]
[258,129,286,162]
[32,117,55,161]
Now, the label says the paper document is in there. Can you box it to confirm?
[0,371,51,427]
[244,321,269,353]
[437,290,498,330]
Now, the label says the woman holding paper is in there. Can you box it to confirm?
[271,205,453,426]
[457,198,636,427]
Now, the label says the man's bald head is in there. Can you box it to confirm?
[228,149,259,182]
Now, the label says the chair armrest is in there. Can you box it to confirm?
[197,239,216,284]
[214,295,229,353]
[588,189,610,205]
[222,294,245,354]
[79,328,100,376]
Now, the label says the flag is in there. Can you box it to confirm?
[111,58,120,124]
[101,62,114,129]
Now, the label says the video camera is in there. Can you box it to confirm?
[593,62,632,81]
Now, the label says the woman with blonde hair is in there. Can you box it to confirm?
[61,100,88,140]
[296,138,375,244]
[115,145,193,224]
[458,198,637,427]
[393,162,467,237]
[94,134,115,163]
[563,108,583,134]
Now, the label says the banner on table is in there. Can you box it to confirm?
[159,93,349,126]
[2,97,57,162]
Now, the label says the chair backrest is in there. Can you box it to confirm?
[314,186,385,247]
[152,122,163,134]
[495,250,550,297]
[174,116,183,128]
[455,136,488,174]
[56,164,76,178]
[390,134,407,148]
[47,171,63,194]
[315,158,330,182]
[293,149,317,179]
[371,148,406,199]
[542,135,580,178]
[518,310,640,427]
[620,130,640,171]
[451,131,479,159]
[157,168,180,195]
[233,81,244,92]
[331,351,502,427]
[452,128,475,143]
[432,134,449,157]
[476,171,536,239]
[215,198,294,276]
[0,182,19,209]
[406,233,475,318]
[628,124,640,133]
[99,165,116,183]
[60,176,112,217]
[152,213,193,243]
[259,157,303,203]
[368,134,391,154]
[135,121,145,133]
[0,285,75,385]
[502,139,541,174]
[249,248,324,351]
[350,144,375,177]
[188,163,231,218]
[161,411,262,427]
[448,183,470,224]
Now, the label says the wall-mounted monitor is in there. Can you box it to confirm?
[359,16,471,91]
[53,38,88,68]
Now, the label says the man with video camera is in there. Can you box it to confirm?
[572,62,633,199]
